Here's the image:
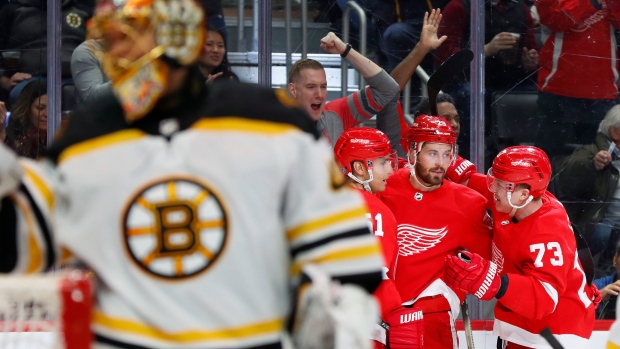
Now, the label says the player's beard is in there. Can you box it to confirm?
[415,162,445,186]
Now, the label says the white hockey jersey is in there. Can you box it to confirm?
[1,79,383,348]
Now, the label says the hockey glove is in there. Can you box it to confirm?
[382,306,424,349]
[444,251,504,301]
[446,156,476,184]
[591,283,602,307]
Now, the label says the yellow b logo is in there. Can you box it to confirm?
[123,178,228,279]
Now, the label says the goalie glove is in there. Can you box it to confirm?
[293,264,378,349]
[446,156,476,184]
[382,306,424,349]
[0,143,23,199]
[444,251,506,301]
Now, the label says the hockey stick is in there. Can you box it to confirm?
[456,253,476,349]
[461,298,475,349]
[540,327,565,349]
[427,49,474,116]
[571,222,594,285]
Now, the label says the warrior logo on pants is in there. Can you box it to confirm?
[122,177,229,279]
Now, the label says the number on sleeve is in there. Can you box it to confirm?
[530,243,545,267]
[548,242,563,266]
[365,213,384,237]
[529,242,564,267]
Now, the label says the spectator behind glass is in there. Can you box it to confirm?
[594,242,620,319]
[0,101,6,141]
[0,0,88,106]
[4,81,47,159]
[287,32,399,147]
[337,1,451,110]
[556,105,620,275]
[436,0,539,160]
[198,25,239,83]
[370,0,450,72]
[71,38,110,103]
[197,0,227,43]
[534,0,620,159]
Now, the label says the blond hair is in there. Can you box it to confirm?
[288,58,325,84]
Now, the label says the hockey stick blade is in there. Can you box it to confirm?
[427,49,474,116]
[540,327,565,349]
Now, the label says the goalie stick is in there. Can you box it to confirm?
[427,49,474,116]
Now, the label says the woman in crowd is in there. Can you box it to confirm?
[4,81,47,159]
[198,25,239,83]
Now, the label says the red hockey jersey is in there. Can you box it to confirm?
[377,169,492,315]
[358,189,403,317]
[469,174,596,348]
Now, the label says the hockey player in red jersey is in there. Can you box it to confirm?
[334,127,423,349]
[377,115,492,349]
[444,146,601,348]
[399,94,477,185]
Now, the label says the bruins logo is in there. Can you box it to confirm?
[122,178,228,279]
[65,12,82,28]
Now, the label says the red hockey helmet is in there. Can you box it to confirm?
[334,127,393,174]
[488,146,551,198]
[407,115,457,151]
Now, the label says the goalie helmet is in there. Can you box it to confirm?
[489,146,551,198]
[90,0,205,80]
[88,0,205,122]
[334,127,392,174]
[407,115,457,151]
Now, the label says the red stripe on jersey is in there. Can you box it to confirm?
[353,92,373,120]
[365,86,381,110]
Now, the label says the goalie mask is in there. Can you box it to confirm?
[89,0,205,122]
[487,145,551,211]
[334,128,397,193]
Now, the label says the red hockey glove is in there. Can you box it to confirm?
[444,251,503,301]
[382,306,424,349]
[591,283,602,307]
[446,156,476,184]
